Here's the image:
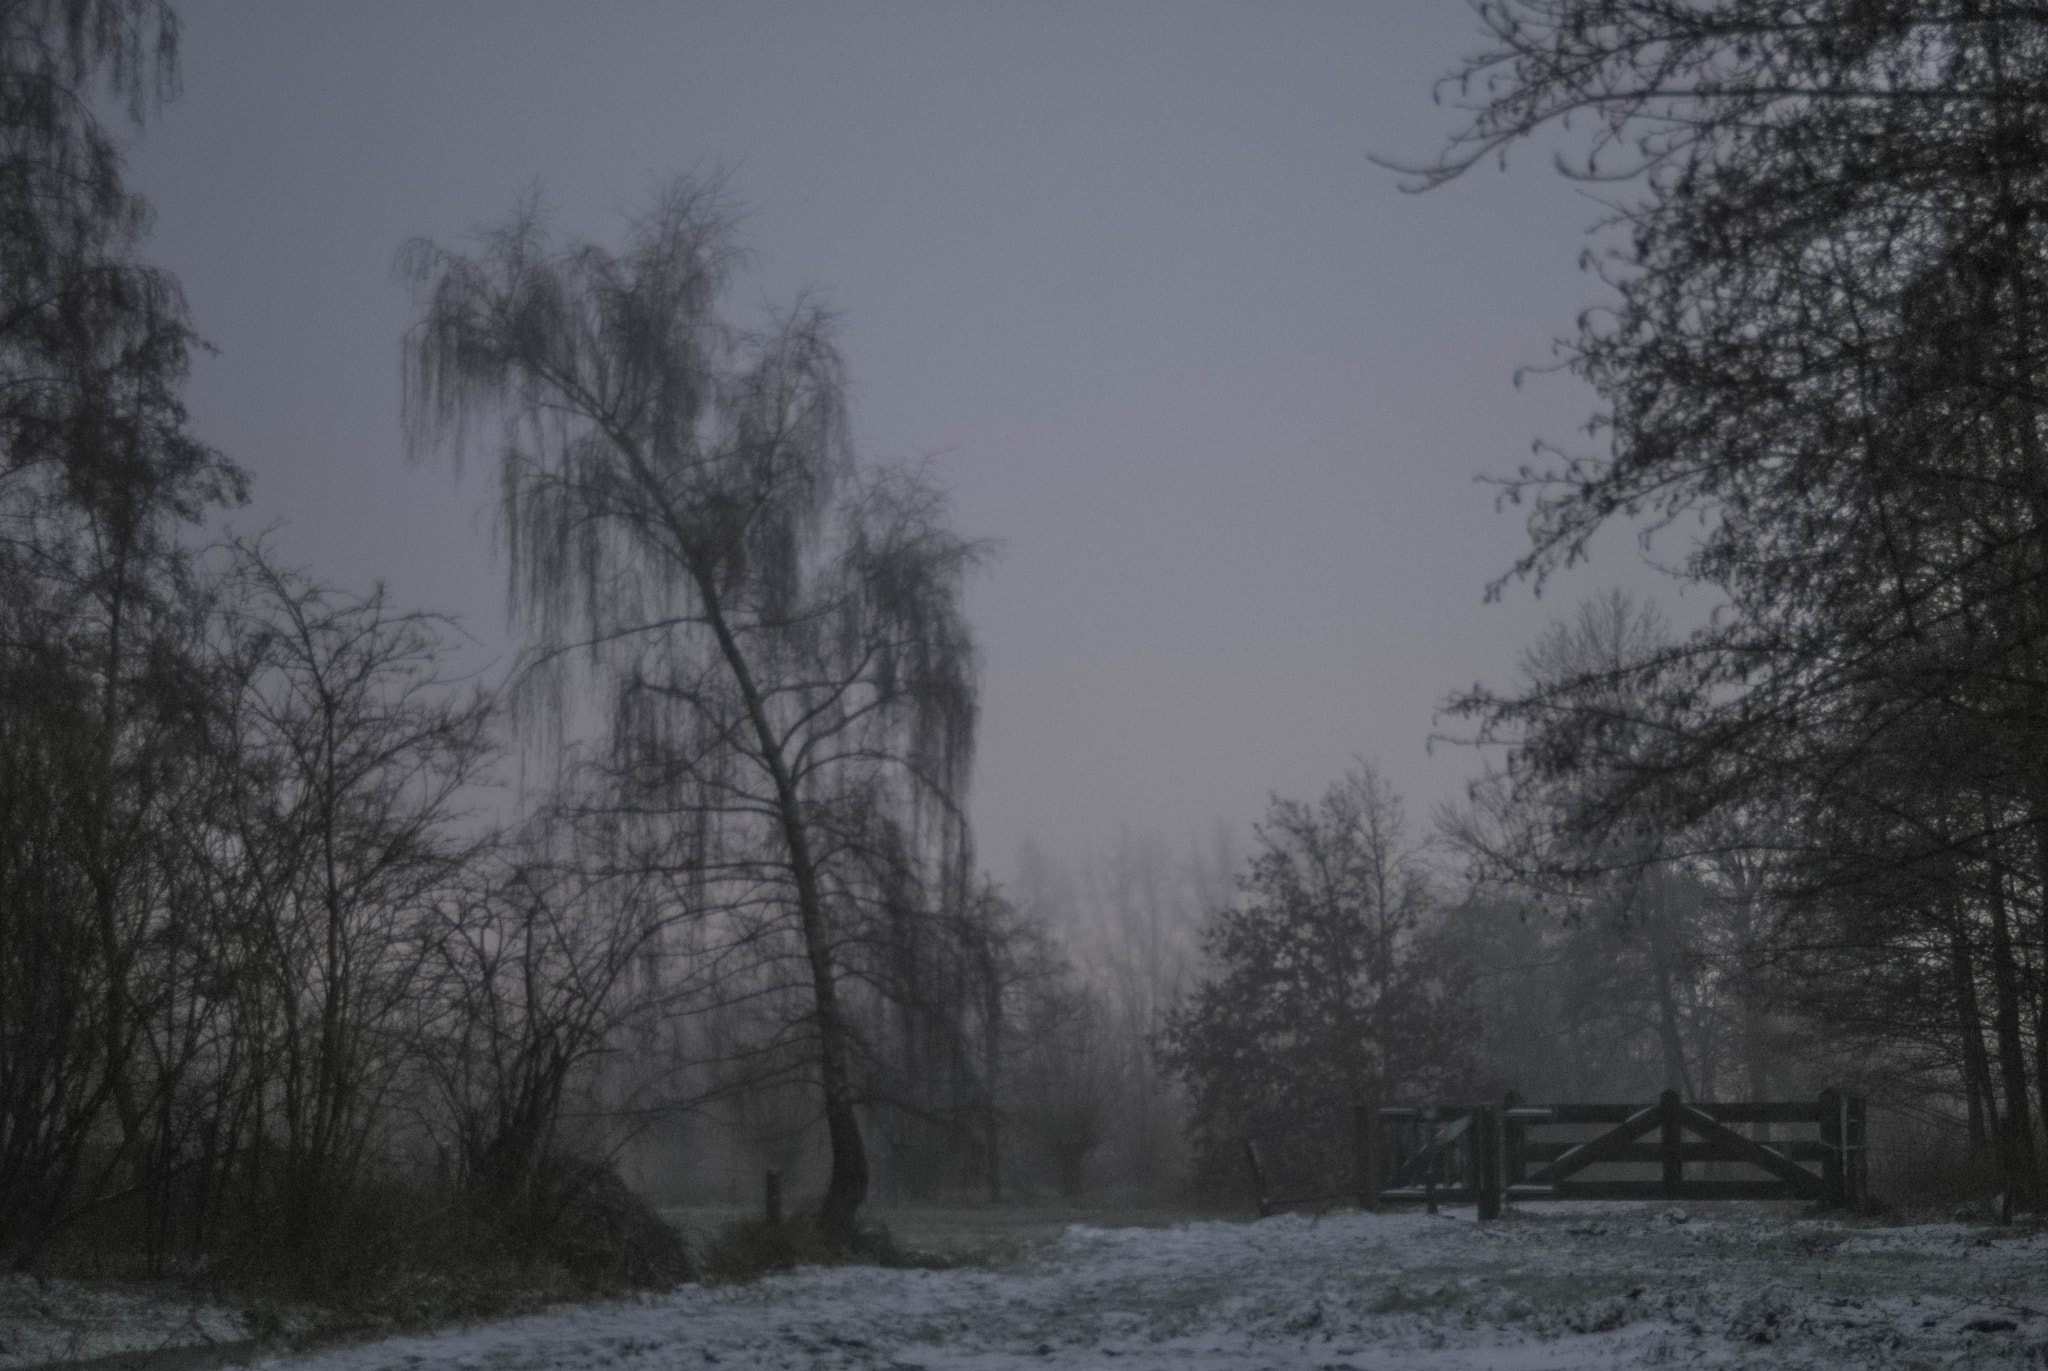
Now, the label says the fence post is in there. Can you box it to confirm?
[1818,1088,1847,1206]
[1355,1103,1381,1211]
[1846,1094,1867,1208]
[1818,1088,1843,1206]
[1423,1106,1439,1215]
[1659,1089,1683,1197]
[1502,1090,1523,1198]
[764,1168,782,1227]
[1244,1138,1272,1217]
[1475,1105,1502,1220]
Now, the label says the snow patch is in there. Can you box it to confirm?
[9,1209,2043,1370]
[200,1207,2048,1371]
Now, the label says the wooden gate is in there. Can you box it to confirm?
[1362,1089,1867,1217]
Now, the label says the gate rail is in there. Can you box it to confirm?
[1365,1089,1867,1216]
[1241,1088,1869,1219]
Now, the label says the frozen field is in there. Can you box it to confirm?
[10,1203,2048,1370]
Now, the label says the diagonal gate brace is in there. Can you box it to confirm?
[1675,1102,1830,1200]
[1527,1101,1663,1185]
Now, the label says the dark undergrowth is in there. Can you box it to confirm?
[35,1158,694,1348]
[700,1213,953,1284]
[1866,1117,2007,1221]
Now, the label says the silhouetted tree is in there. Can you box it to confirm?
[1419,0,2048,1205]
[1160,765,1467,1197]
[203,550,491,1249]
[423,809,666,1244]
[0,0,235,519]
[1012,964,1119,1198]
[402,181,980,1242]
[0,0,246,1265]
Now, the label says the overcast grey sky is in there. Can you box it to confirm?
[125,2,1691,878]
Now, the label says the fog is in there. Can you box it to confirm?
[122,2,1675,870]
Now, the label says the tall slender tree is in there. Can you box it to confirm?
[402,181,979,1240]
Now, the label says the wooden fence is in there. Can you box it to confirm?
[1245,1088,1868,1219]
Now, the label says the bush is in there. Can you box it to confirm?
[236,1161,687,1328]
[1867,1114,2001,1216]
[523,1157,695,1290]
[701,1213,942,1283]
[35,1153,693,1342]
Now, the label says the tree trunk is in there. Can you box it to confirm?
[1643,886,1694,1098]
[982,927,1003,1204]
[1979,6,2048,1214]
[2033,789,2048,1185]
[1985,863,2040,1210]
[1951,913,2000,1160]
[697,585,868,1244]
[1722,861,1772,1140]
[804,890,869,1243]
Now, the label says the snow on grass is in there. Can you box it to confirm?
[0,1272,254,1367]
[235,1203,2046,1371]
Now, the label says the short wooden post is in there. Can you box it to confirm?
[1244,1138,1272,1217]
[1818,1088,1843,1206]
[1422,1106,1439,1215]
[1659,1089,1683,1197]
[764,1168,783,1226]
[1475,1105,1502,1220]
[1845,1094,1867,1208]
[1354,1103,1380,1210]
[1502,1090,1523,1197]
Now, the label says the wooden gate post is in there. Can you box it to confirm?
[1475,1105,1502,1220]
[1422,1106,1439,1215]
[1659,1089,1683,1197]
[1355,1103,1381,1211]
[1818,1088,1844,1206]
[1845,1094,1867,1208]
[1501,1090,1524,1197]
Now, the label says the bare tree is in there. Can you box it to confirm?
[203,548,491,1247]
[422,808,665,1241]
[1012,963,1120,1199]
[402,181,979,1241]
[1415,2,2048,1203]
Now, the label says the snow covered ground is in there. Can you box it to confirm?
[12,1203,2048,1370]
[0,1272,254,1368]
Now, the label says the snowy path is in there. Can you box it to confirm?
[257,1206,2044,1370]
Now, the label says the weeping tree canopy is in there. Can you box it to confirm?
[400,183,976,798]
[399,178,981,1240]
[0,0,239,534]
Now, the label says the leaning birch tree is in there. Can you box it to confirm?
[400,181,978,1240]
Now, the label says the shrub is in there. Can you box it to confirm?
[1867,1114,2000,1216]
[701,1213,943,1283]
[523,1157,694,1290]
